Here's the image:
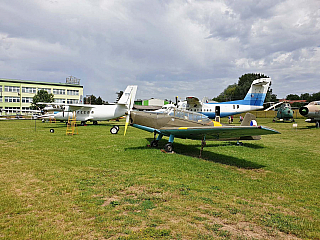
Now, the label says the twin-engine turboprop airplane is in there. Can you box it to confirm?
[299,101,320,128]
[40,85,137,134]
[126,108,280,156]
[186,78,271,120]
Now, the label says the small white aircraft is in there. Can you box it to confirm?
[40,85,137,134]
[185,78,272,120]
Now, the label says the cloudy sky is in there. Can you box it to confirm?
[1,0,319,102]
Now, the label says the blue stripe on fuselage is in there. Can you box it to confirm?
[206,93,266,106]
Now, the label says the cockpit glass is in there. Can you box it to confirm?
[168,109,212,124]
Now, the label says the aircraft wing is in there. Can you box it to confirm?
[186,97,201,108]
[39,102,95,111]
[158,125,280,141]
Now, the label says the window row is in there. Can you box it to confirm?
[67,90,79,95]
[22,87,37,93]
[76,110,94,114]
[1,86,80,95]
[5,97,20,103]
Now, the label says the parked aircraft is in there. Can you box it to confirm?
[185,78,271,120]
[299,101,320,128]
[40,85,137,134]
[125,108,280,156]
[264,102,294,122]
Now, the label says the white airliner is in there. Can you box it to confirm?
[185,78,272,119]
[41,85,137,133]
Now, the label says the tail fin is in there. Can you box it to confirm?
[118,85,138,105]
[241,113,257,126]
[243,78,271,106]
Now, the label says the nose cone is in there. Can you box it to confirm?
[284,109,293,118]
[299,107,309,116]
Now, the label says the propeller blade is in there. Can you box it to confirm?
[124,93,134,136]
[124,114,130,136]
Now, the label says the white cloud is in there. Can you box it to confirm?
[0,0,319,101]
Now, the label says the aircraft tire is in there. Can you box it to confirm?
[164,143,173,153]
[114,125,120,131]
[110,126,119,134]
[150,140,158,147]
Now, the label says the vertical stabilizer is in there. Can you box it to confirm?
[118,85,138,105]
[243,78,271,106]
[241,113,257,126]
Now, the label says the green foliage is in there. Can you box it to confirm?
[213,73,274,102]
[286,94,300,100]
[30,89,54,110]
[84,95,106,105]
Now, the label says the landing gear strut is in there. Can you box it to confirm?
[199,137,206,158]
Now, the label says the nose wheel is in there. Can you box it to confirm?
[164,143,173,153]
[110,125,120,134]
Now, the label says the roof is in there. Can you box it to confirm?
[0,78,83,88]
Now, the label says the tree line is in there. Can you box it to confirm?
[212,73,319,107]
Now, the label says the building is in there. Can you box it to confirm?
[134,98,170,111]
[0,77,83,114]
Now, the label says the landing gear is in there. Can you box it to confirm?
[150,140,159,147]
[93,121,98,125]
[316,121,320,128]
[236,140,244,146]
[164,143,173,153]
[110,125,119,134]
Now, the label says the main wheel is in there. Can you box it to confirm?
[110,126,119,134]
[164,143,173,153]
[150,140,158,147]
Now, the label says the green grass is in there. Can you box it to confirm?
[0,117,319,239]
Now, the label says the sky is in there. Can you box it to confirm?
[1,0,320,102]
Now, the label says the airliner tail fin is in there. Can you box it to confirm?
[243,78,271,106]
[118,85,138,106]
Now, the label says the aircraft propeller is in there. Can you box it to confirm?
[124,92,135,136]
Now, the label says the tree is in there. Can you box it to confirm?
[234,73,269,100]
[212,84,237,102]
[96,96,103,105]
[286,94,300,100]
[212,73,271,102]
[30,90,54,110]
[84,95,106,105]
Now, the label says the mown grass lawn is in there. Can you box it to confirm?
[0,117,319,239]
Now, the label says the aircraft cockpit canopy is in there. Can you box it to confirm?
[168,109,212,124]
[284,103,291,108]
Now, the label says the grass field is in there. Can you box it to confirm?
[0,116,319,239]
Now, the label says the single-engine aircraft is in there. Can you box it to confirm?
[125,108,280,156]
[40,85,137,134]
[264,102,294,122]
[299,101,320,128]
[185,78,271,120]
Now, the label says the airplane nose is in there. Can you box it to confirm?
[299,107,309,116]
